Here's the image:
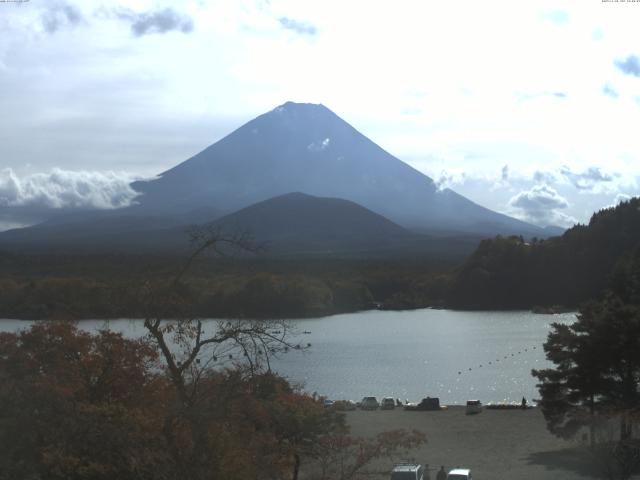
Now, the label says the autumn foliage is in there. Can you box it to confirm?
[0,322,425,480]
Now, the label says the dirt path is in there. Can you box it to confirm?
[344,406,603,480]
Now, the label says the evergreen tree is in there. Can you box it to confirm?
[533,246,640,445]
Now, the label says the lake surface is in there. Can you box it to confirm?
[0,309,575,405]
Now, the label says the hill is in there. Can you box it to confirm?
[446,197,640,309]
[211,192,411,254]
[0,192,484,260]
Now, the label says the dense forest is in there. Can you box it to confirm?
[0,253,451,320]
[447,198,640,309]
[1,198,638,319]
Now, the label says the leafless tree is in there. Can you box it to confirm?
[139,225,307,479]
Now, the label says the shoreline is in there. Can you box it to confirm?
[0,307,578,322]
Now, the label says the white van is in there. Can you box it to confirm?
[390,463,424,480]
[447,468,472,480]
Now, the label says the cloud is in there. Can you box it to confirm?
[603,84,619,98]
[508,184,576,227]
[605,193,637,209]
[0,168,139,210]
[542,10,569,25]
[615,55,640,77]
[434,170,467,191]
[41,1,83,34]
[278,17,317,35]
[115,7,194,37]
[533,170,558,184]
[559,166,614,191]
[501,165,509,181]
[519,91,567,102]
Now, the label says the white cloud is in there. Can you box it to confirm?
[559,165,614,191]
[604,192,638,210]
[434,169,467,191]
[508,184,577,227]
[0,168,139,209]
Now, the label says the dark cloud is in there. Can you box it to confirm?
[615,55,640,77]
[116,7,194,37]
[560,166,614,191]
[603,84,619,98]
[508,185,574,227]
[279,17,317,35]
[41,1,83,34]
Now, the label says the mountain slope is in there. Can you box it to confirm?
[132,101,543,236]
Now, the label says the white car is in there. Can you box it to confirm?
[360,396,379,410]
[447,468,472,480]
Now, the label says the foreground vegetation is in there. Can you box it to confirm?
[0,322,426,480]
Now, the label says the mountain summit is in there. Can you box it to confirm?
[132,102,542,236]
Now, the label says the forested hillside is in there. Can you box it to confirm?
[447,198,640,309]
[0,255,449,320]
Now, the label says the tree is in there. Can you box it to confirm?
[533,296,640,442]
[533,247,640,479]
[0,322,172,480]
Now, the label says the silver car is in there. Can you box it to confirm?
[381,397,396,410]
[360,396,379,410]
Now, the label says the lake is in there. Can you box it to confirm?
[0,309,575,405]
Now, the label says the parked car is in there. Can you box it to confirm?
[465,399,482,415]
[404,397,440,411]
[323,399,334,408]
[447,468,472,480]
[360,396,380,410]
[390,463,424,480]
[381,397,395,410]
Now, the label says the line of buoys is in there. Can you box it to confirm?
[456,343,543,377]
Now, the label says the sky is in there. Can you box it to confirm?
[1,0,639,230]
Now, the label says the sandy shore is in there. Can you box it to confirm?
[344,406,604,480]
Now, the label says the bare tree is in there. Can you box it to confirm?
[139,225,308,479]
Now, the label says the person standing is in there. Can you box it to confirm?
[436,465,446,480]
